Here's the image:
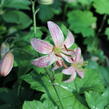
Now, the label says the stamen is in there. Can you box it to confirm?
[55,54,62,58]
[62,61,68,69]
[56,61,62,67]
[71,58,74,62]
[64,44,68,51]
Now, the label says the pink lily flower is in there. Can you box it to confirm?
[62,48,85,82]
[0,52,14,77]
[31,21,74,68]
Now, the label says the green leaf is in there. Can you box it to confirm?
[3,0,31,10]
[38,0,61,21]
[23,100,44,109]
[58,68,104,93]
[2,10,32,29]
[85,88,109,109]
[93,0,109,14]
[67,10,96,37]
[42,85,88,109]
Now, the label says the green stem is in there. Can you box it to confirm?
[45,68,64,109]
[31,0,39,37]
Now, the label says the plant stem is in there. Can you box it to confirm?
[31,0,39,37]
[97,15,107,36]
[45,68,64,109]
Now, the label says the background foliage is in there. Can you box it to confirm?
[0,0,109,109]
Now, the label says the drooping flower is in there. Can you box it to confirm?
[62,48,86,82]
[0,52,14,77]
[31,21,75,68]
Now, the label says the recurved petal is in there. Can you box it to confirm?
[77,70,84,78]
[64,73,76,82]
[62,66,74,75]
[31,38,53,54]
[74,48,81,62]
[47,21,64,46]
[0,52,14,77]
[32,54,56,67]
[64,30,74,48]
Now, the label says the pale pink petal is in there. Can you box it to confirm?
[31,38,53,54]
[52,64,60,71]
[64,73,76,82]
[32,54,56,67]
[74,48,81,62]
[62,67,76,82]
[47,21,64,46]
[62,67,74,75]
[61,53,73,63]
[0,52,14,77]
[64,30,74,48]
[77,70,84,78]
[62,49,75,56]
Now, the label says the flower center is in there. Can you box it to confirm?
[72,61,87,71]
[53,47,62,54]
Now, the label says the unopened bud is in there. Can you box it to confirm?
[38,0,54,5]
[0,52,14,77]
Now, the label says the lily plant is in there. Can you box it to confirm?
[31,21,85,82]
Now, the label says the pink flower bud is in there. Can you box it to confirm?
[38,0,54,5]
[0,52,14,77]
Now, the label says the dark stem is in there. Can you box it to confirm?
[97,15,107,36]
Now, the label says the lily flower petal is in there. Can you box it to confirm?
[61,53,73,63]
[32,53,56,67]
[62,67,76,82]
[64,30,74,48]
[62,67,74,75]
[74,48,81,62]
[47,21,64,46]
[64,73,76,82]
[0,52,14,77]
[31,38,53,54]
[77,70,84,78]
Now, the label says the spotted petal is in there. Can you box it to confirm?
[31,38,53,54]
[64,30,74,48]
[47,21,64,46]
[32,53,56,67]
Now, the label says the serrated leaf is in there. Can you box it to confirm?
[67,10,96,37]
[2,10,32,29]
[93,0,109,14]
[85,88,109,109]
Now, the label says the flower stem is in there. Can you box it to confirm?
[45,68,64,109]
[31,0,39,37]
